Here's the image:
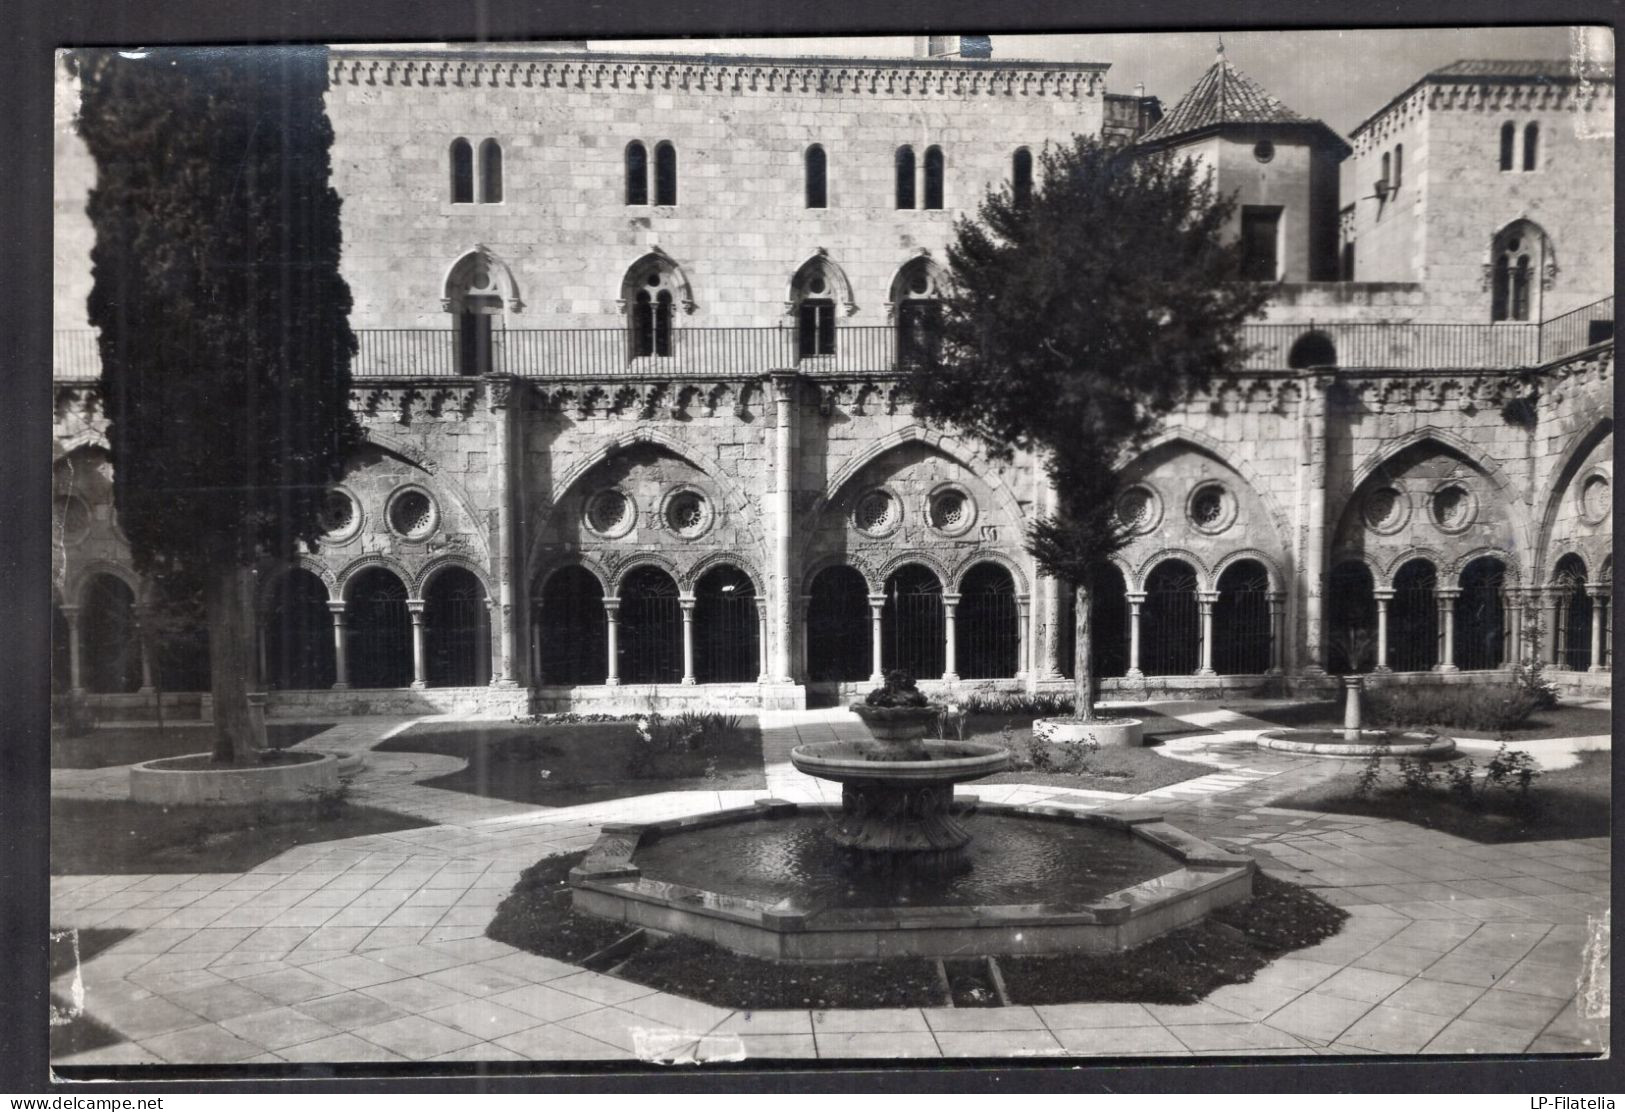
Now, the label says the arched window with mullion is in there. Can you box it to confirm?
[1523,122,1539,171]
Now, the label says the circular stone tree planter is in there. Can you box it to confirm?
[130,750,338,806]
[1254,729,1457,759]
[1034,716,1144,748]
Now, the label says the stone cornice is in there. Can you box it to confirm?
[327,50,1107,100]
[1425,77,1614,116]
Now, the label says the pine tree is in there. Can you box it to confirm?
[908,136,1269,718]
[75,47,361,762]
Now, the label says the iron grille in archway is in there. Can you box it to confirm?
[425,569,491,687]
[1327,561,1377,673]
[1553,554,1592,671]
[346,569,412,689]
[1089,565,1131,679]
[1142,561,1200,676]
[807,566,871,682]
[695,565,758,683]
[1390,559,1439,672]
[619,566,682,683]
[267,570,336,690]
[882,564,944,680]
[538,567,607,684]
[82,574,141,693]
[1214,561,1271,675]
[957,563,1019,679]
[1457,557,1508,670]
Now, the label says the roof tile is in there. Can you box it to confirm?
[1138,50,1313,145]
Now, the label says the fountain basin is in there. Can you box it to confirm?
[569,799,1255,960]
[789,739,1008,784]
[1255,728,1456,758]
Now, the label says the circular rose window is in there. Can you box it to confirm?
[1115,486,1160,535]
[927,487,975,536]
[387,488,437,540]
[854,489,900,537]
[1254,140,1275,163]
[1581,474,1611,524]
[1362,486,1408,534]
[586,489,634,538]
[1188,483,1234,533]
[319,490,357,537]
[1430,484,1475,533]
[663,490,712,538]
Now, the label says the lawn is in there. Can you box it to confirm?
[961,706,1219,794]
[1270,748,1611,844]
[376,716,766,807]
[1241,699,1612,741]
[487,853,1348,1010]
[52,722,332,770]
[51,796,431,875]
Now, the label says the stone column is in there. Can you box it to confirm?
[768,370,797,683]
[134,608,155,694]
[1504,589,1524,669]
[1373,589,1393,672]
[1266,591,1286,675]
[942,592,961,682]
[761,599,775,683]
[1436,588,1460,672]
[679,596,697,685]
[486,377,519,686]
[1126,592,1146,678]
[868,593,886,683]
[1197,591,1217,676]
[1295,371,1332,674]
[1016,594,1032,682]
[603,598,621,686]
[407,600,428,688]
[1542,588,1562,667]
[1588,584,1609,672]
[61,604,84,693]
[327,601,349,689]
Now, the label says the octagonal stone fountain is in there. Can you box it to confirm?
[569,676,1254,960]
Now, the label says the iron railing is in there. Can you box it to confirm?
[536,569,608,685]
[1212,564,1271,676]
[54,303,1616,381]
[806,567,872,683]
[883,569,945,681]
[957,568,1020,680]
[1539,295,1614,364]
[347,573,413,689]
[618,568,683,684]
[425,573,491,687]
[1141,563,1201,677]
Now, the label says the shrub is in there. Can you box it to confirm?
[863,670,930,709]
[1346,742,1543,817]
[959,692,1075,718]
[1353,754,1382,800]
[1363,683,1549,733]
[623,711,747,779]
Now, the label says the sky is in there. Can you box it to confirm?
[590,27,1611,137]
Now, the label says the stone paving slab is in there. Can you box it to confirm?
[50,705,1610,1069]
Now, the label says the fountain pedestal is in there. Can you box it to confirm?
[834,780,971,855]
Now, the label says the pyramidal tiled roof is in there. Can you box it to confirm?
[1138,46,1315,145]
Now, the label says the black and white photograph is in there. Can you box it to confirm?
[40,22,1614,1079]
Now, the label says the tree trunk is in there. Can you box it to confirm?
[1073,582,1096,722]
[204,564,264,763]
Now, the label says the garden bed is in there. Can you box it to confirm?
[959,708,1217,793]
[1240,699,1609,741]
[52,722,331,770]
[486,853,1347,1010]
[50,795,431,875]
[1269,749,1610,844]
[376,716,765,807]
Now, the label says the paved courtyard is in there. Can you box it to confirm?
[50,703,1610,1068]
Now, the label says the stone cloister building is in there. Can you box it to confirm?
[50,41,1614,718]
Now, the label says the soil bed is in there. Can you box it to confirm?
[51,796,431,875]
[52,722,331,770]
[487,853,1347,1010]
[1269,749,1610,844]
[377,718,765,807]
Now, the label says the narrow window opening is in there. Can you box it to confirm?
[626,142,648,205]
[1492,255,1511,321]
[806,144,827,209]
[1380,151,1391,191]
[654,141,677,205]
[799,299,837,357]
[1240,206,1282,281]
[1523,122,1539,171]
[1012,147,1032,207]
[479,139,503,203]
[1512,255,1532,321]
[895,146,916,209]
[1392,143,1403,190]
[1500,122,1516,171]
[923,145,944,209]
[458,312,492,375]
[654,290,673,356]
[450,139,474,203]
